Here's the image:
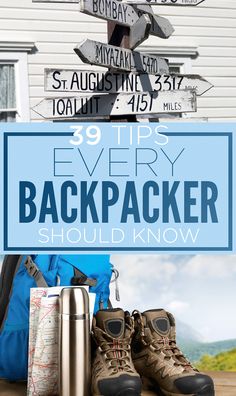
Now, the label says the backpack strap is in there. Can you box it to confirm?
[25,256,48,288]
[0,255,22,331]
[71,267,97,288]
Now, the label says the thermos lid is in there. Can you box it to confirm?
[59,287,90,316]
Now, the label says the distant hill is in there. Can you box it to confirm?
[176,320,236,363]
[196,348,236,372]
[176,319,203,343]
[178,338,236,363]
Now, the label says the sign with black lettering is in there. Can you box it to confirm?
[32,90,196,119]
[74,39,169,74]
[33,0,78,2]
[80,0,140,27]
[45,69,213,96]
[125,0,205,5]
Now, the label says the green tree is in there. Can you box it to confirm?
[196,349,236,372]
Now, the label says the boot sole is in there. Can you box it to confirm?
[94,389,141,396]
[142,376,215,396]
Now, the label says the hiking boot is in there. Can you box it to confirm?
[131,309,215,396]
[91,308,142,396]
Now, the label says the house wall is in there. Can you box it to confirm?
[0,0,235,121]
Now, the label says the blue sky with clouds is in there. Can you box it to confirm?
[110,254,236,343]
[1,254,235,342]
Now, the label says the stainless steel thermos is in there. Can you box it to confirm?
[59,287,91,396]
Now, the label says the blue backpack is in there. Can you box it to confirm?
[0,254,113,381]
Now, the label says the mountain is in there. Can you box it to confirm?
[176,319,203,343]
[179,338,236,363]
[176,320,236,363]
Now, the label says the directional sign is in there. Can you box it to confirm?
[80,0,140,27]
[32,90,196,119]
[45,69,213,96]
[33,0,78,2]
[74,39,169,74]
[80,0,173,39]
[130,14,151,49]
[125,0,205,5]
[134,5,174,38]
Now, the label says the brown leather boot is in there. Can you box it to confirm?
[91,308,142,396]
[131,309,215,396]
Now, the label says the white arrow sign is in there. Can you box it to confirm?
[33,0,204,4]
[45,69,213,96]
[134,5,174,38]
[130,14,151,49]
[33,0,78,2]
[80,0,141,27]
[74,39,169,74]
[32,90,196,119]
[125,0,205,5]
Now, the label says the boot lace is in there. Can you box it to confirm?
[151,337,193,370]
[99,338,134,375]
[132,310,193,372]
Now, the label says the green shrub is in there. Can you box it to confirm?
[196,349,236,372]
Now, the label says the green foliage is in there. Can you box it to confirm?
[195,348,236,372]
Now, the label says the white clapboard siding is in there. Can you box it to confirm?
[147,1,236,121]
[208,78,236,87]
[204,88,236,97]
[0,0,236,120]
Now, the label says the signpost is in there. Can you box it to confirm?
[134,5,174,38]
[32,90,196,119]
[107,18,137,122]
[45,69,213,96]
[74,39,169,74]
[125,0,205,5]
[80,0,174,39]
[33,0,212,121]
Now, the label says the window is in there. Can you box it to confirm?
[0,64,17,122]
[0,44,34,122]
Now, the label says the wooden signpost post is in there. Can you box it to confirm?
[33,0,212,121]
[107,15,138,121]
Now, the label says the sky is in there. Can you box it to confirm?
[110,254,236,343]
[1,254,236,342]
